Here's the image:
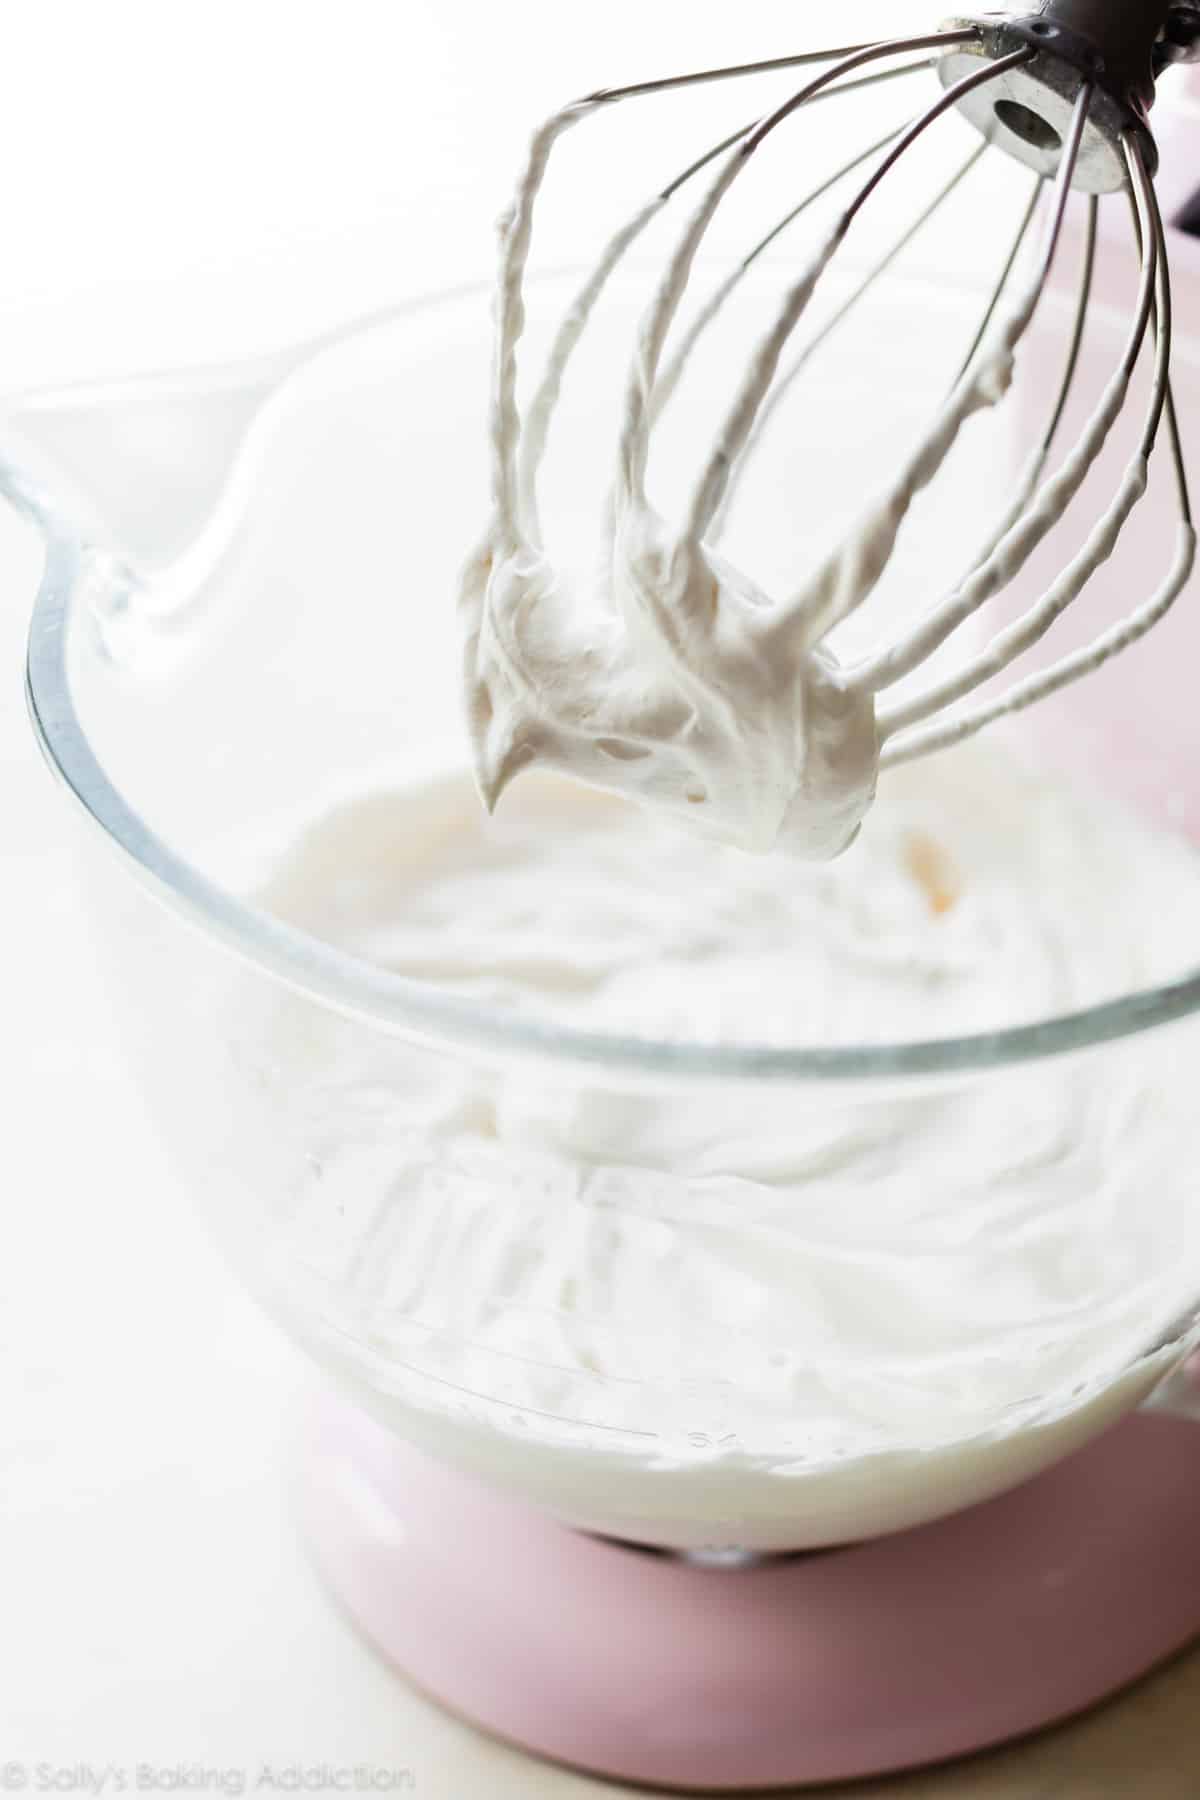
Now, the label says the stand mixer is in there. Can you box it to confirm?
[14,8,1200,1794]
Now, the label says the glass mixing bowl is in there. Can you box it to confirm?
[18,267,1200,1553]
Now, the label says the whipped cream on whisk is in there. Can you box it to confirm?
[460,91,1193,857]
[460,520,879,859]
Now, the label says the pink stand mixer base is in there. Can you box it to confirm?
[299,1392,1200,1792]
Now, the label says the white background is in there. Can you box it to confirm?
[0,1,1021,385]
[2,6,1198,1796]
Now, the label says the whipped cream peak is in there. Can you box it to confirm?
[461,495,879,856]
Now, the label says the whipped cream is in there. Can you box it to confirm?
[246,744,1200,1549]
[460,102,1195,858]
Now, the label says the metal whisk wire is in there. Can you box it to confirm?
[876,129,1190,766]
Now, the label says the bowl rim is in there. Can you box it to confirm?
[19,287,1200,1087]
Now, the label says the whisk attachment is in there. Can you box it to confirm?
[939,2,1183,190]
[460,11,1195,856]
